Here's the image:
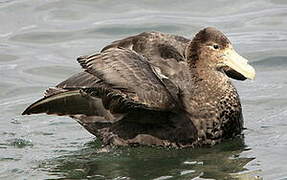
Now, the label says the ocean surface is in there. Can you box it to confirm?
[1,0,287,179]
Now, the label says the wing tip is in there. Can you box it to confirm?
[21,109,29,115]
[21,96,50,116]
[21,104,38,115]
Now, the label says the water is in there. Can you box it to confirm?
[0,0,287,179]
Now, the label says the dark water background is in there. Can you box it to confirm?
[1,0,287,179]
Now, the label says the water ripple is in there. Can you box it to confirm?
[0,0,287,179]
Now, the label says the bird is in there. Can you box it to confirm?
[22,27,255,148]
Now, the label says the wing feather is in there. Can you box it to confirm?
[101,31,192,88]
[24,31,191,118]
[77,47,178,112]
[44,71,101,97]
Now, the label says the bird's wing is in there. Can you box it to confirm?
[101,31,191,86]
[101,31,190,60]
[23,32,189,117]
[44,71,101,97]
[23,71,115,120]
[77,47,179,113]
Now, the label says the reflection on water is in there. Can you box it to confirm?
[1,0,287,179]
[43,137,257,180]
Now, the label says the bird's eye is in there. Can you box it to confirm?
[213,44,219,49]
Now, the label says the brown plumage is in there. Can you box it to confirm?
[22,27,256,148]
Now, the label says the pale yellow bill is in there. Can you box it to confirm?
[222,48,256,80]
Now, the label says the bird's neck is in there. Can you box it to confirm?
[189,66,228,85]
[182,67,236,113]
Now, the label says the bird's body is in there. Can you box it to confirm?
[22,27,255,148]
